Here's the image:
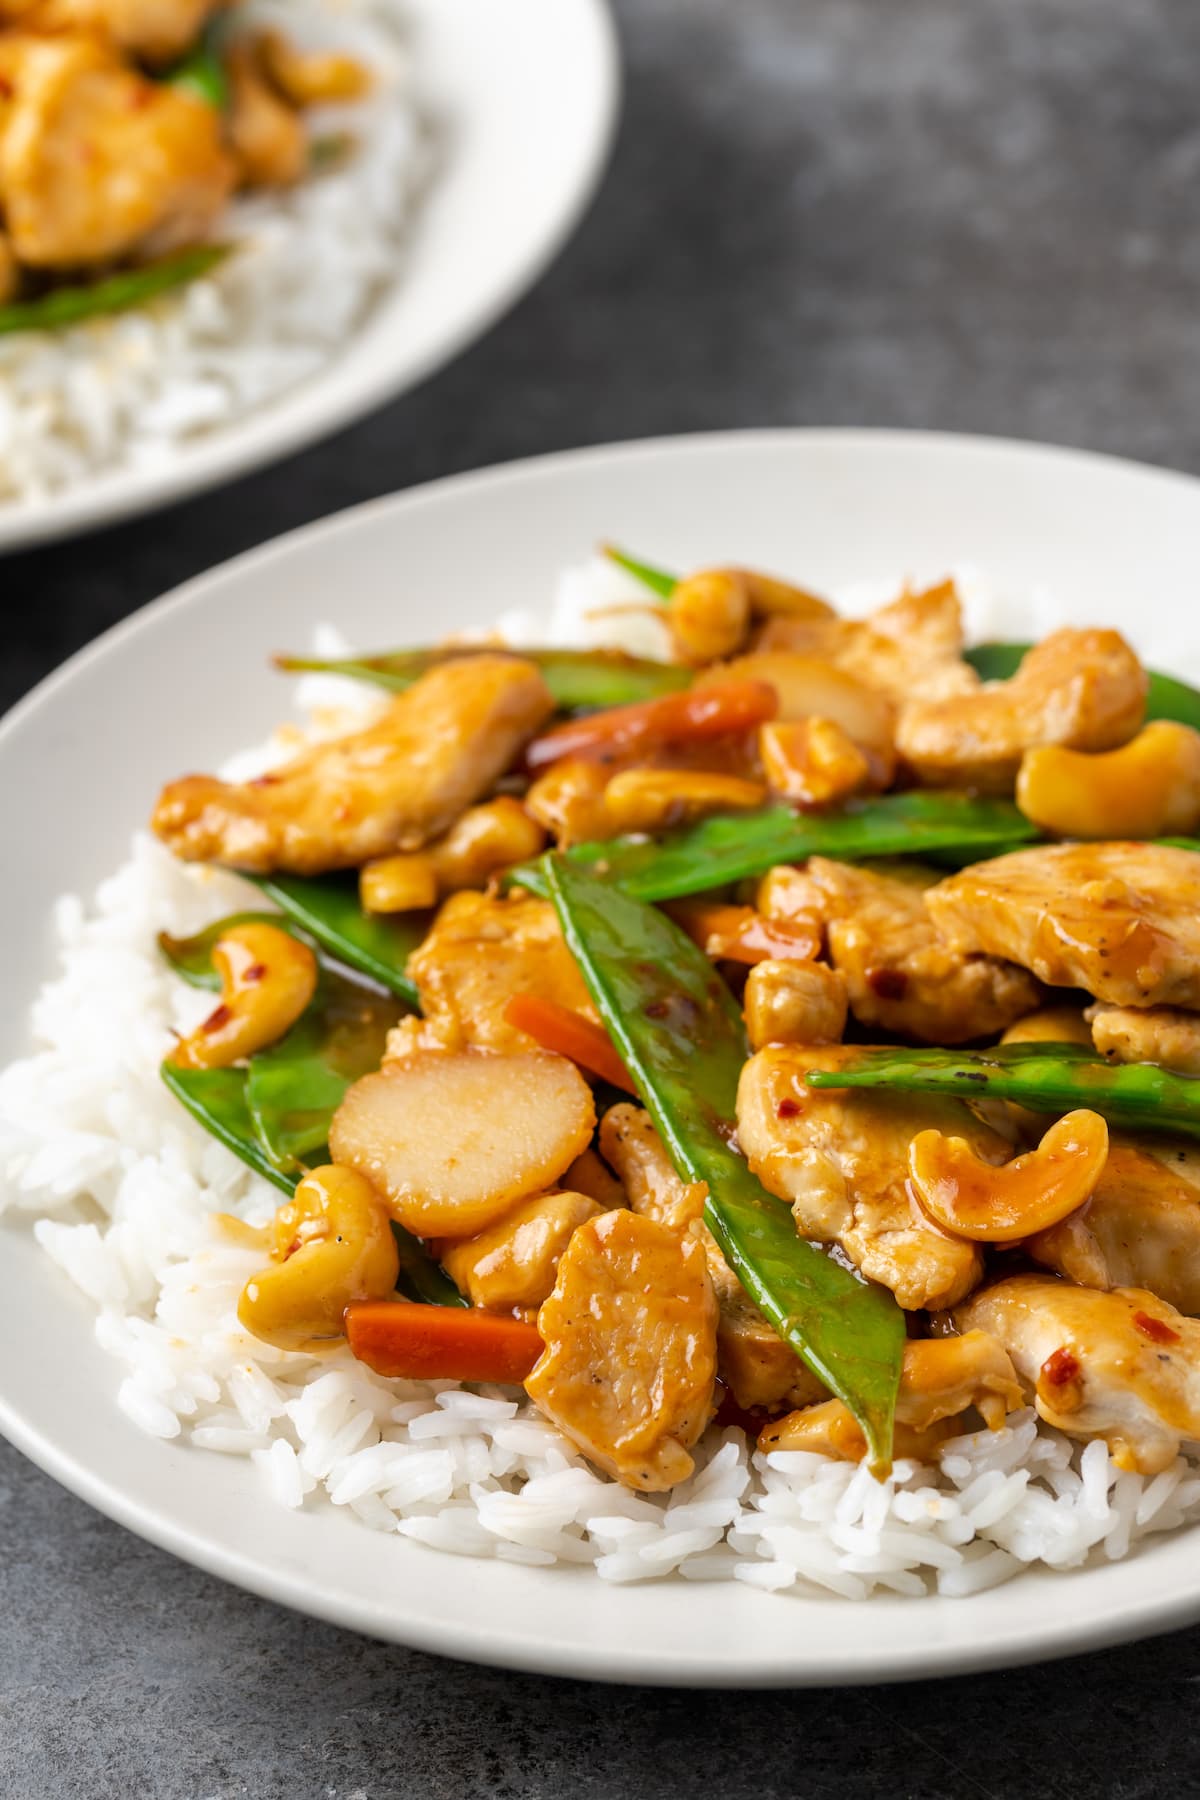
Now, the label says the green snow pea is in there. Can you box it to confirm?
[542,856,905,1472]
[164,27,230,110]
[805,1043,1200,1140]
[273,645,691,712]
[0,246,229,338]
[601,544,678,599]
[965,642,1200,731]
[246,873,424,1009]
[511,793,1038,904]
[158,912,290,989]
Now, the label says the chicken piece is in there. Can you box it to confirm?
[755,580,978,709]
[438,1189,603,1314]
[798,857,1039,1044]
[743,958,848,1051]
[599,1103,707,1236]
[526,1209,718,1491]
[225,38,306,188]
[1029,1140,1200,1316]
[1,0,220,65]
[927,843,1200,1011]
[896,628,1147,792]
[759,1331,1023,1462]
[599,1103,823,1412]
[957,1275,1200,1474]
[153,655,553,874]
[401,890,598,1054]
[0,34,234,268]
[1086,1003,1200,1076]
[736,1045,1011,1309]
[561,1147,627,1213]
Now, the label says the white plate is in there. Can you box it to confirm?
[0,0,618,554]
[4,430,1200,1686]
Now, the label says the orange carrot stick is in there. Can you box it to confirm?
[666,900,821,966]
[503,992,637,1092]
[524,679,778,771]
[345,1300,544,1384]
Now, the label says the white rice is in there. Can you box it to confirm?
[0,0,427,504]
[5,556,1200,1600]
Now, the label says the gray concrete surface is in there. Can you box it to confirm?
[4,0,1200,1792]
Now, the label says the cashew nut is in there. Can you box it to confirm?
[238,1164,400,1349]
[908,1109,1109,1242]
[759,717,871,806]
[1016,720,1200,839]
[360,852,439,915]
[703,651,896,785]
[170,921,317,1069]
[1000,1005,1094,1048]
[602,768,765,835]
[256,28,371,105]
[430,797,546,891]
[669,569,752,664]
[524,759,611,847]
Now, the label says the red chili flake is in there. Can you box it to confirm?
[249,773,282,788]
[242,963,267,984]
[128,82,155,111]
[0,75,14,99]
[776,1097,800,1118]
[1133,1310,1180,1345]
[203,1003,232,1033]
[867,966,908,1000]
[644,1000,669,1020]
[1041,1346,1080,1387]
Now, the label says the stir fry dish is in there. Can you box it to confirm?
[148,547,1200,1496]
[0,0,370,329]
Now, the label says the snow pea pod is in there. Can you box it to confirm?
[246,970,401,1170]
[164,28,230,109]
[247,873,424,1009]
[512,793,1038,904]
[805,1043,1200,1140]
[0,245,229,338]
[966,641,1200,731]
[542,856,904,1473]
[273,646,691,712]
[601,544,678,599]
[158,1062,461,1305]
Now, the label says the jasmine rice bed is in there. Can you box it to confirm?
[4,560,1200,1600]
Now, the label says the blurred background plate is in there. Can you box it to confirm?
[4,430,1200,1686]
[0,0,618,555]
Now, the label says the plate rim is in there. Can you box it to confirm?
[0,0,621,555]
[7,425,1200,1686]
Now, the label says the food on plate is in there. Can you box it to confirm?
[11,541,1200,1599]
[0,0,420,501]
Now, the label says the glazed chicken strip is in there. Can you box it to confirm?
[153,655,554,874]
[526,1208,718,1492]
[599,1103,825,1413]
[957,1275,1200,1475]
[397,890,598,1055]
[896,627,1147,792]
[737,1045,1013,1310]
[785,857,1040,1044]
[926,843,1200,1011]
[1029,1140,1200,1316]
[759,1332,1023,1463]
[1086,1003,1200,1077]
[756,580,979,708]
[1,0,221,64]
[0,33,234,267]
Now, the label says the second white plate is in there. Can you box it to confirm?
[0,0,618,553]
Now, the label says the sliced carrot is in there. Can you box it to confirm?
[345,1300,544,1384]
[666,900,821,966]
[503,992,637,1093]
[524,679,778,771]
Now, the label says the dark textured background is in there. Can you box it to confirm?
[4,0,1200,1792]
